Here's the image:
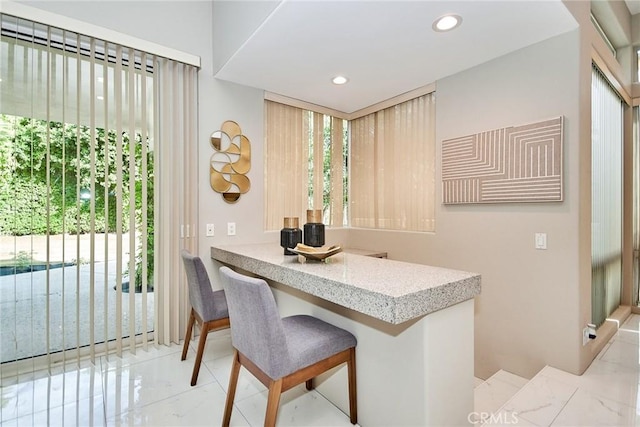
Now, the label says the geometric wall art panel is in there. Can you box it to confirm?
[210,120,251,204]
[442,116,563,204]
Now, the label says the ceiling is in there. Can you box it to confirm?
[626,0,640,15]
[214,0,578,114]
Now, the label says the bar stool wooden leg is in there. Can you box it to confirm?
[348,347,357,424]
[191,321,210,386]
[265,378,283,427]
[181,309,195,361]
[223,350,241,427]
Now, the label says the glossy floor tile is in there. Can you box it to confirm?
[499,368,578,426]
[550,387,640,426]
[474,370,528,421]
[0,329,355,426]
[484,314,640,426]
[5,315,640,426]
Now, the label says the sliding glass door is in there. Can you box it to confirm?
[0,14,154,369]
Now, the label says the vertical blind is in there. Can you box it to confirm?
[0,14,198,377]
[264,100,347,230]
[591,64,623,327]
[633,107,640,305]
[350,93,436,232]
[155,59,198,347]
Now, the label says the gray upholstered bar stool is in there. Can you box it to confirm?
[218,266,357,427]
[180,250,230,386]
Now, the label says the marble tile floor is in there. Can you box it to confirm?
[475,313,640,426]
[4,314,640,427]
[0,329,356,426]
[474,369,529,422]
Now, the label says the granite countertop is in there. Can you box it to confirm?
[211,243,481,325]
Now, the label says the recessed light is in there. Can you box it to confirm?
[433,14,462,32]
[332,75,348,85]
[97,95,104,100]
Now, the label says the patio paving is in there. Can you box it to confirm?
[0,233,133,264]
[0,234,154,364]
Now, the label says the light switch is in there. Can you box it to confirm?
[535,233,547,250]
[206,223,215,237]
[227,222,236,236]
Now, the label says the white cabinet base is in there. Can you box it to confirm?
[271,283,474,427]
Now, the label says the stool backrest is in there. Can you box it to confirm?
[219,266,292,379]
[181,250,217,320]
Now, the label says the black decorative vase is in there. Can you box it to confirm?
[303,209,325,247]
[280,217,302,255]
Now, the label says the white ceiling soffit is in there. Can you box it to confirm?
[625,0,640,15]
[214,0,578,114]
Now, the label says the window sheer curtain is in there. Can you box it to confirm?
[154,58,198,347]
[0,13,197,378]
[350,93,435,232]
[264,100,346,230]
[633,107,640,305]
[591,65,623,327]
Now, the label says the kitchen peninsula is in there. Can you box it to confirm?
[211,243,481,426]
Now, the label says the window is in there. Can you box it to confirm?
[633,107,640,306]
[591,64,623,327]
[0,12,198,374]
[636,47,640,83]
[265,93,436,233]
[264,100,348,230]
[0,14,156,367]
[591,13,616,58]
[350,93,436,232]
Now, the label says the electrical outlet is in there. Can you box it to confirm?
[587,323,596,340]
[582,323,597,346]
[582,327,589,346]
[535,233,547,250]
[206,223,214,237]
[227,222,236,236]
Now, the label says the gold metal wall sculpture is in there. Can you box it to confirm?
[210,120,251,203]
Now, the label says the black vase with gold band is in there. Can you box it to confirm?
[280,217,302,255]
[303,209,325,247]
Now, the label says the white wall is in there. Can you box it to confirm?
[17,0,272,281]
[439,30,581,378]
[15,0,589,378]
[349,30,582,378]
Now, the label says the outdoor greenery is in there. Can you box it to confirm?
[307,116,349,224]
[0,114,154,290]
[132,157,154,292]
